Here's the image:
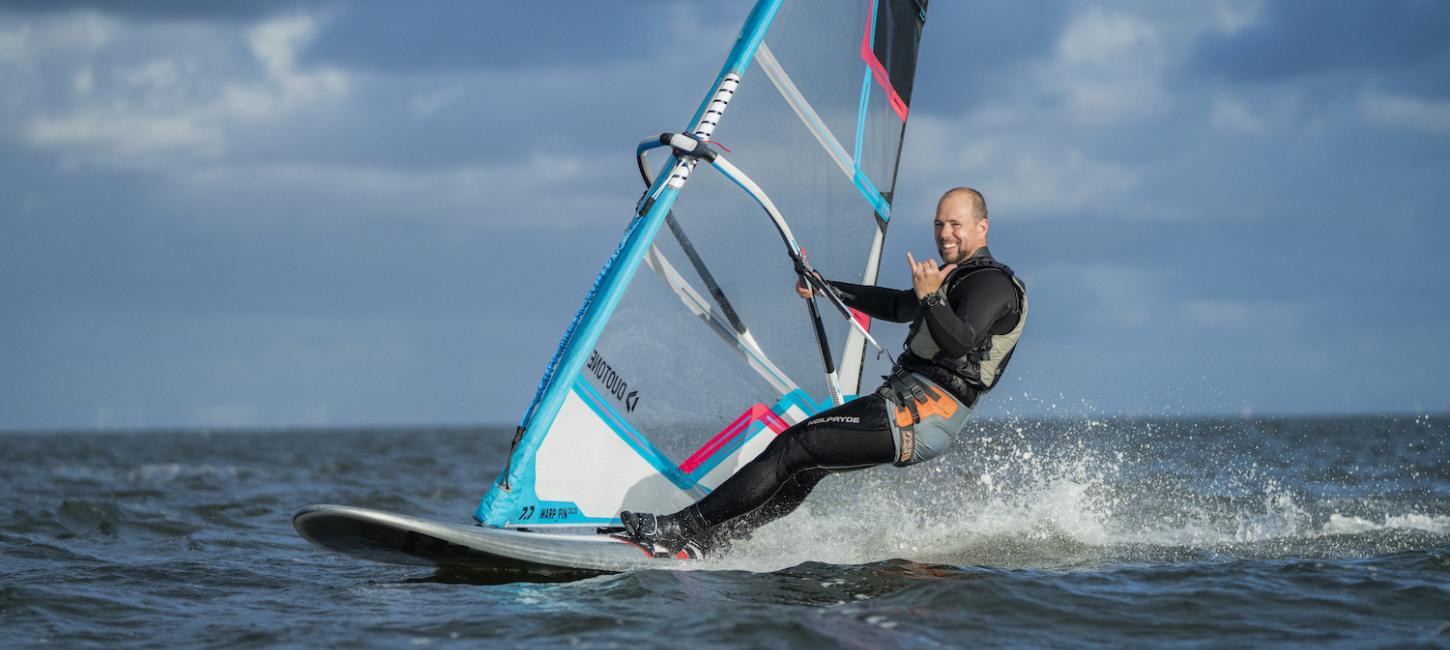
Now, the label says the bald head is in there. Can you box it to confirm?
[933,187,989,264]
[939,187,988,223]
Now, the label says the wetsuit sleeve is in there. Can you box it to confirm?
[826,280,919,323]
[922,270,1015,358]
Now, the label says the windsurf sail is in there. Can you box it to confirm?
[477,0,929,529]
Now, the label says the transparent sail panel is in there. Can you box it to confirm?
[477,0,928,528]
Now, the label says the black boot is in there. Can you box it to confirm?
[619,506,710,558]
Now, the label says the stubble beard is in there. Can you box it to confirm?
[939,245,964,265]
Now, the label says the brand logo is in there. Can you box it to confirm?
[587,350,639,413]
[540,506,579,521]
[810,415,860,426]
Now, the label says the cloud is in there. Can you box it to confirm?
[917,2,1273,127]
[1032,262,1172,330]
[904,115,1144,221]
[246,13,312,77]
[1208,95,1267,134]
[6,0,1449,427]
[164,153,635,230]
[1049,8,1170,122]
[25,113,226,159]
[1361,91,1450,136]
[1180,298,1298,332]
[1188,0,1450,93]
[6,11,348,168]
[1057,8,1159,66]
[0,1,304,22]
[3,2,728,179]
[299,1,737,73]
[910,1,1068,114]
[1205,0,1265,34]
[920,1,1263,121]
[224,14,349,117]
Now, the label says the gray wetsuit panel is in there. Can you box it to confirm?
[880,372,972,467]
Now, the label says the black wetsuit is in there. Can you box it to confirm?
[683,247,1023,543]
[830,246,1024,407]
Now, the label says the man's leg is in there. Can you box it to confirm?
[704,468,830,548]
[622,395,895,552]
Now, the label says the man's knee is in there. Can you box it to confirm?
[777,429,821,476]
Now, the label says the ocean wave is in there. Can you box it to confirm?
[703,422,1450,571]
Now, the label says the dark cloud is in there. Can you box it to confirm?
[0,1,743,71]
[0,0,304,21]
[954,0,1069,69]
[1188,0,1450,97]
[301,1,740,72]
[914,0,1070,114]
[6,0,1450,427]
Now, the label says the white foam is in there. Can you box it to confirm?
[715,448,1123,570]
[699,419,1448,571]
[1322,513,1450,535]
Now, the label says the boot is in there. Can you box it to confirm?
[619,506,710,558]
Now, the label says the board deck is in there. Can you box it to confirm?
[293,504,691,575]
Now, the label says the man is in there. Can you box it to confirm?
[622,187,1028,556]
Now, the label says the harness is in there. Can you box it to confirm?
[875,370,959,465]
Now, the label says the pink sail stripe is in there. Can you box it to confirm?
[859,4,909,121]
[678,403,789,474]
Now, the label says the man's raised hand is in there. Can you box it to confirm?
[907,251,957,300]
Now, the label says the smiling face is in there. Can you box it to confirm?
[934,190,988,264]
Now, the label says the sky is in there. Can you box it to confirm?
[2,1,1447,431]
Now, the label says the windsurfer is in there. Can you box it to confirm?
[621,187,1028,555]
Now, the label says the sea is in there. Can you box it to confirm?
[2,415,1447,648]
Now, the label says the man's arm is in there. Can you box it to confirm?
[921,270,1015,358]
[828,280,919,323]
[794,272,918,322]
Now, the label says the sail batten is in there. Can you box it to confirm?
[755,43,857,182]
[642,243,799,396]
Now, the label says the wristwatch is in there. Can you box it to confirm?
[922,290,946,308]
